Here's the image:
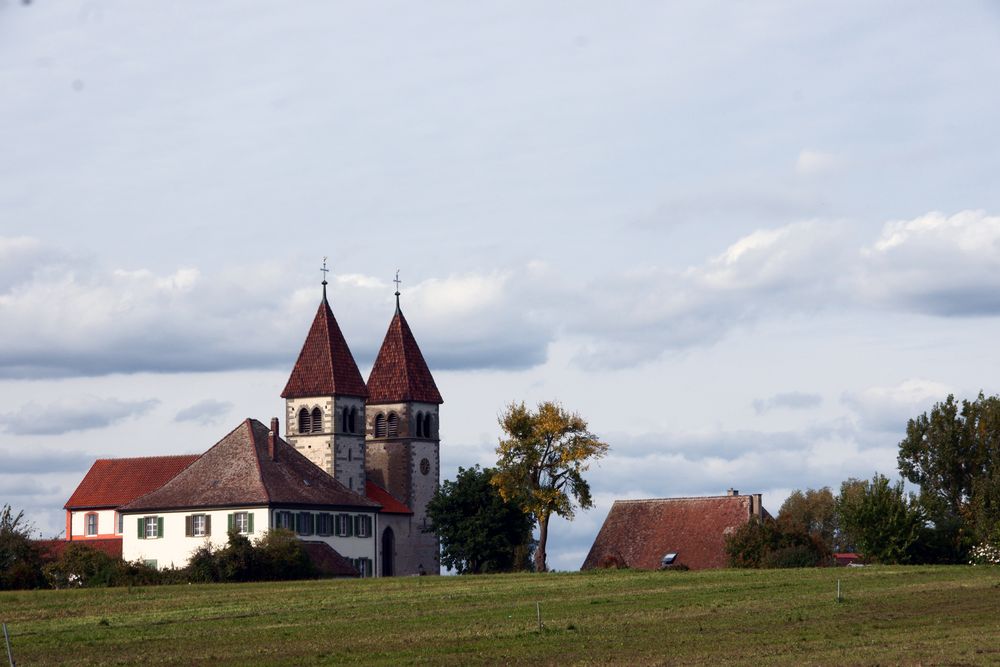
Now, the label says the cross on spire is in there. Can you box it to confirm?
[321,257,329,301]
[394,269,401,311]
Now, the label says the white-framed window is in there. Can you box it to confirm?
[85,513,98,536]
[355,514,372,538]
[352,557,373,577]
[316,513,332,536]
[336,513,352,537]
[275,510,294,530]
[193,514,208,537]
[144,516,160,539]
[234,511,250,534]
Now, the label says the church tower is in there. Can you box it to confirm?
[365,286,443,575]
[281,279,368,493]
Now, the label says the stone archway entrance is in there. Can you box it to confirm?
[381,526,395,577]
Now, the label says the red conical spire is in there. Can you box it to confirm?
[281,293,367,399]
[367,301,442,405]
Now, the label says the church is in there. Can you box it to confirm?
[62,275,443,577]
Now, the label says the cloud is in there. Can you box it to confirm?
[752,391,823,414]
[174,399,234,425]
[0,396,159,435]
[3,210,999,379]
[859,210,1000,316]
[795,150,840,176]
[0,448,96,473]
[841,378,952,433]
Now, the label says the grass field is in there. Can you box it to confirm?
[2,566,999,665]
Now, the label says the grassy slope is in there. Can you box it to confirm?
[2,566,999,665]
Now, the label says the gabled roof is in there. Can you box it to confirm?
[281,295,367,399]
[64,455,199,509]
[366,305,442,405]
[365,480,412,515]
[35,538,123,561]
[582,494,768,571]
[120,419,380,512]
[300,541,360,577]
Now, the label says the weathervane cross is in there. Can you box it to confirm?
[321,257,329,284]
[393,269,401,294]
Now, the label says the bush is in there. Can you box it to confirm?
[0,504,46,590]
[726,517,830,568]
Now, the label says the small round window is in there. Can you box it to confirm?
[420,458,430,475]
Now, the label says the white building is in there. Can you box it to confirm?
[119,418,379,575]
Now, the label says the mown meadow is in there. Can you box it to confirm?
[1,566,998,665]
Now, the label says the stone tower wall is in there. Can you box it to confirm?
[285,395,366,492]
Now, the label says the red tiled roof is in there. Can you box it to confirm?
[281,296,368,399]
[35,538,123,561]
[582,495,767,571]
[64,455,199,509]
[365,480,412,515]
[366,306,442,405]
[300,541,360,577]
[120,419,380,512]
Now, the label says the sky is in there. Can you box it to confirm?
[3,1,1000,571]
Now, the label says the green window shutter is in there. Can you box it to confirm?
[157,517,164,538]
[205,515,212,536]
[248,512,254,534]
[185,516,193,537]
[138,517,145,539]
[347,515,354,537]
[309,513,315,535]
[228,513,234,532]
[353,515,360,537]
[366,515,373,536]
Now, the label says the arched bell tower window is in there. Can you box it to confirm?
[387,412,399,438]
[341,407,349,434]
[375,413,387,438]
[415,411,424,438]
[311,407,323,434]
[349,407,357,434]
[298,407,311,434]
[423,413,433,439]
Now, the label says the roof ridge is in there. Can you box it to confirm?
[92,454,199,462]
[614,495,753,504]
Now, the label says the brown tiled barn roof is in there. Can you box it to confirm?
[120,419,379,512]
[582,495,767,571]
[300,541,360,577]
[281,296,367,399]
[365,480,412,515]
[64,455,199,509]
[367,306,442,405]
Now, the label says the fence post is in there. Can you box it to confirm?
[3,622,14,667]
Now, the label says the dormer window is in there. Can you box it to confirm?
[375,413,387,438]
[310,407,322,434]
[387,412,399,438]
[298,407,311,434]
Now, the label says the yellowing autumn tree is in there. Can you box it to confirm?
[492,401,609,572]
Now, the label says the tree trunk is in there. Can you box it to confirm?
[534,513,549,572]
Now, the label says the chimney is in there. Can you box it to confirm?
[751,493,763,518]
[268,417,279,461]
[727,488,738,496]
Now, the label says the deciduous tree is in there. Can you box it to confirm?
[492,401,609,572]
[836,474,925,564]
[426,465,534,574]
[897,393,1000,552]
